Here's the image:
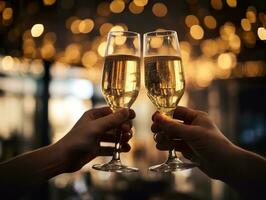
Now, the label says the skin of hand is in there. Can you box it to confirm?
[151,106,266,183]
[0,107,135,186]
[55,106,135,173]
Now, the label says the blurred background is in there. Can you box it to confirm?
[0,0,266,199]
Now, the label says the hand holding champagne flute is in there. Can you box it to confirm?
[92,31,141,173]
[143,30,198,172]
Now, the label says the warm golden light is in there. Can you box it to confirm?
[70,19,81,34]
[43,0,56,6]
[190,25,204,40]
[65,16,78,29]
[82,51,98,67]
[152,3,167,17]
[150,37,163,48]
[100,23,113,35]
[241,18,251,31]
[97,2,110,17]
[1,56,14,71]
[228,34,241,52]
[115,35,127,46]
[217,53,236,69]
[185,15,199,28]
[110,25,124,32]
[31,24,44,37]
[110,0,125,14]
[65,44,81,63]
[211,0,223,10]
[79,19,94,33]
[133,0,148,7]
[204,15,217,29]
[242,31,256,47]
[2,7,13,20]
[129,2,144,14]
[41,43,56,59]
[257,27,266,40]
[246,6,256,23]
[220,22,235,40]
[226,0,237,7]
[98,42,107,57]
[200,39,218,57]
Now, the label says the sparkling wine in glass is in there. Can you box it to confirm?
[92,31,141,173]
[143,30,198,172]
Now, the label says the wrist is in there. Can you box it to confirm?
[50,142,70,175]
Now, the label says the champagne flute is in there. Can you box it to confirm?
[92,31,141,173]
[143,30,198,172]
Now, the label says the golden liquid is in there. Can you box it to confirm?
[102,54,140,110]
[144,56,185,114]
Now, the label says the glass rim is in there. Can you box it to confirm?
[108,30,140,37]
[144,30,177,37]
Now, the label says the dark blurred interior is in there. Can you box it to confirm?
[0,0,265,199]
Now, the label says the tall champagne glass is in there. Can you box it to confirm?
[92,31,141,173]
[143,30,198,172]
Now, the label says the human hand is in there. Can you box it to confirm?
[55,107,135,173]
[151,106,238,180]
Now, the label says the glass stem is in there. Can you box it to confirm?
[165,110,178,162]
[112,130,121,161]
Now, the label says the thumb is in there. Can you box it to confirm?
[93,108,130,132]
[154,113,199,141]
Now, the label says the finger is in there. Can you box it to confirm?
[85,107,112,120]
[120,121,133,132]
[98,147,114,156]
[100,130,132,143]
[97,143,131,156]
[128,109,136,120]
[173,106,198,124]
[152,111,160,122]
[120,143,131,152]
[151,123,161,133]
[93,108,130,132]
[154,113,201,141]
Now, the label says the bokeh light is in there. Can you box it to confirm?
[110,0,125,14]
[152,3,167,17]
[100,23,113,36]
[43,0,56,6]
[2,7,13,20]
[31,24,44,37]
[185,15,199,28]
[190,25,204,40]
[78,19,94,33]
[133,0,148,7]
[129,2,144,14]
[82,51,98,67]
[226,0,237,8]
[241,18,251,31]
[204,15,217,29]
[257,27,266,40]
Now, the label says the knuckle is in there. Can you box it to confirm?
[198,111,208,117]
